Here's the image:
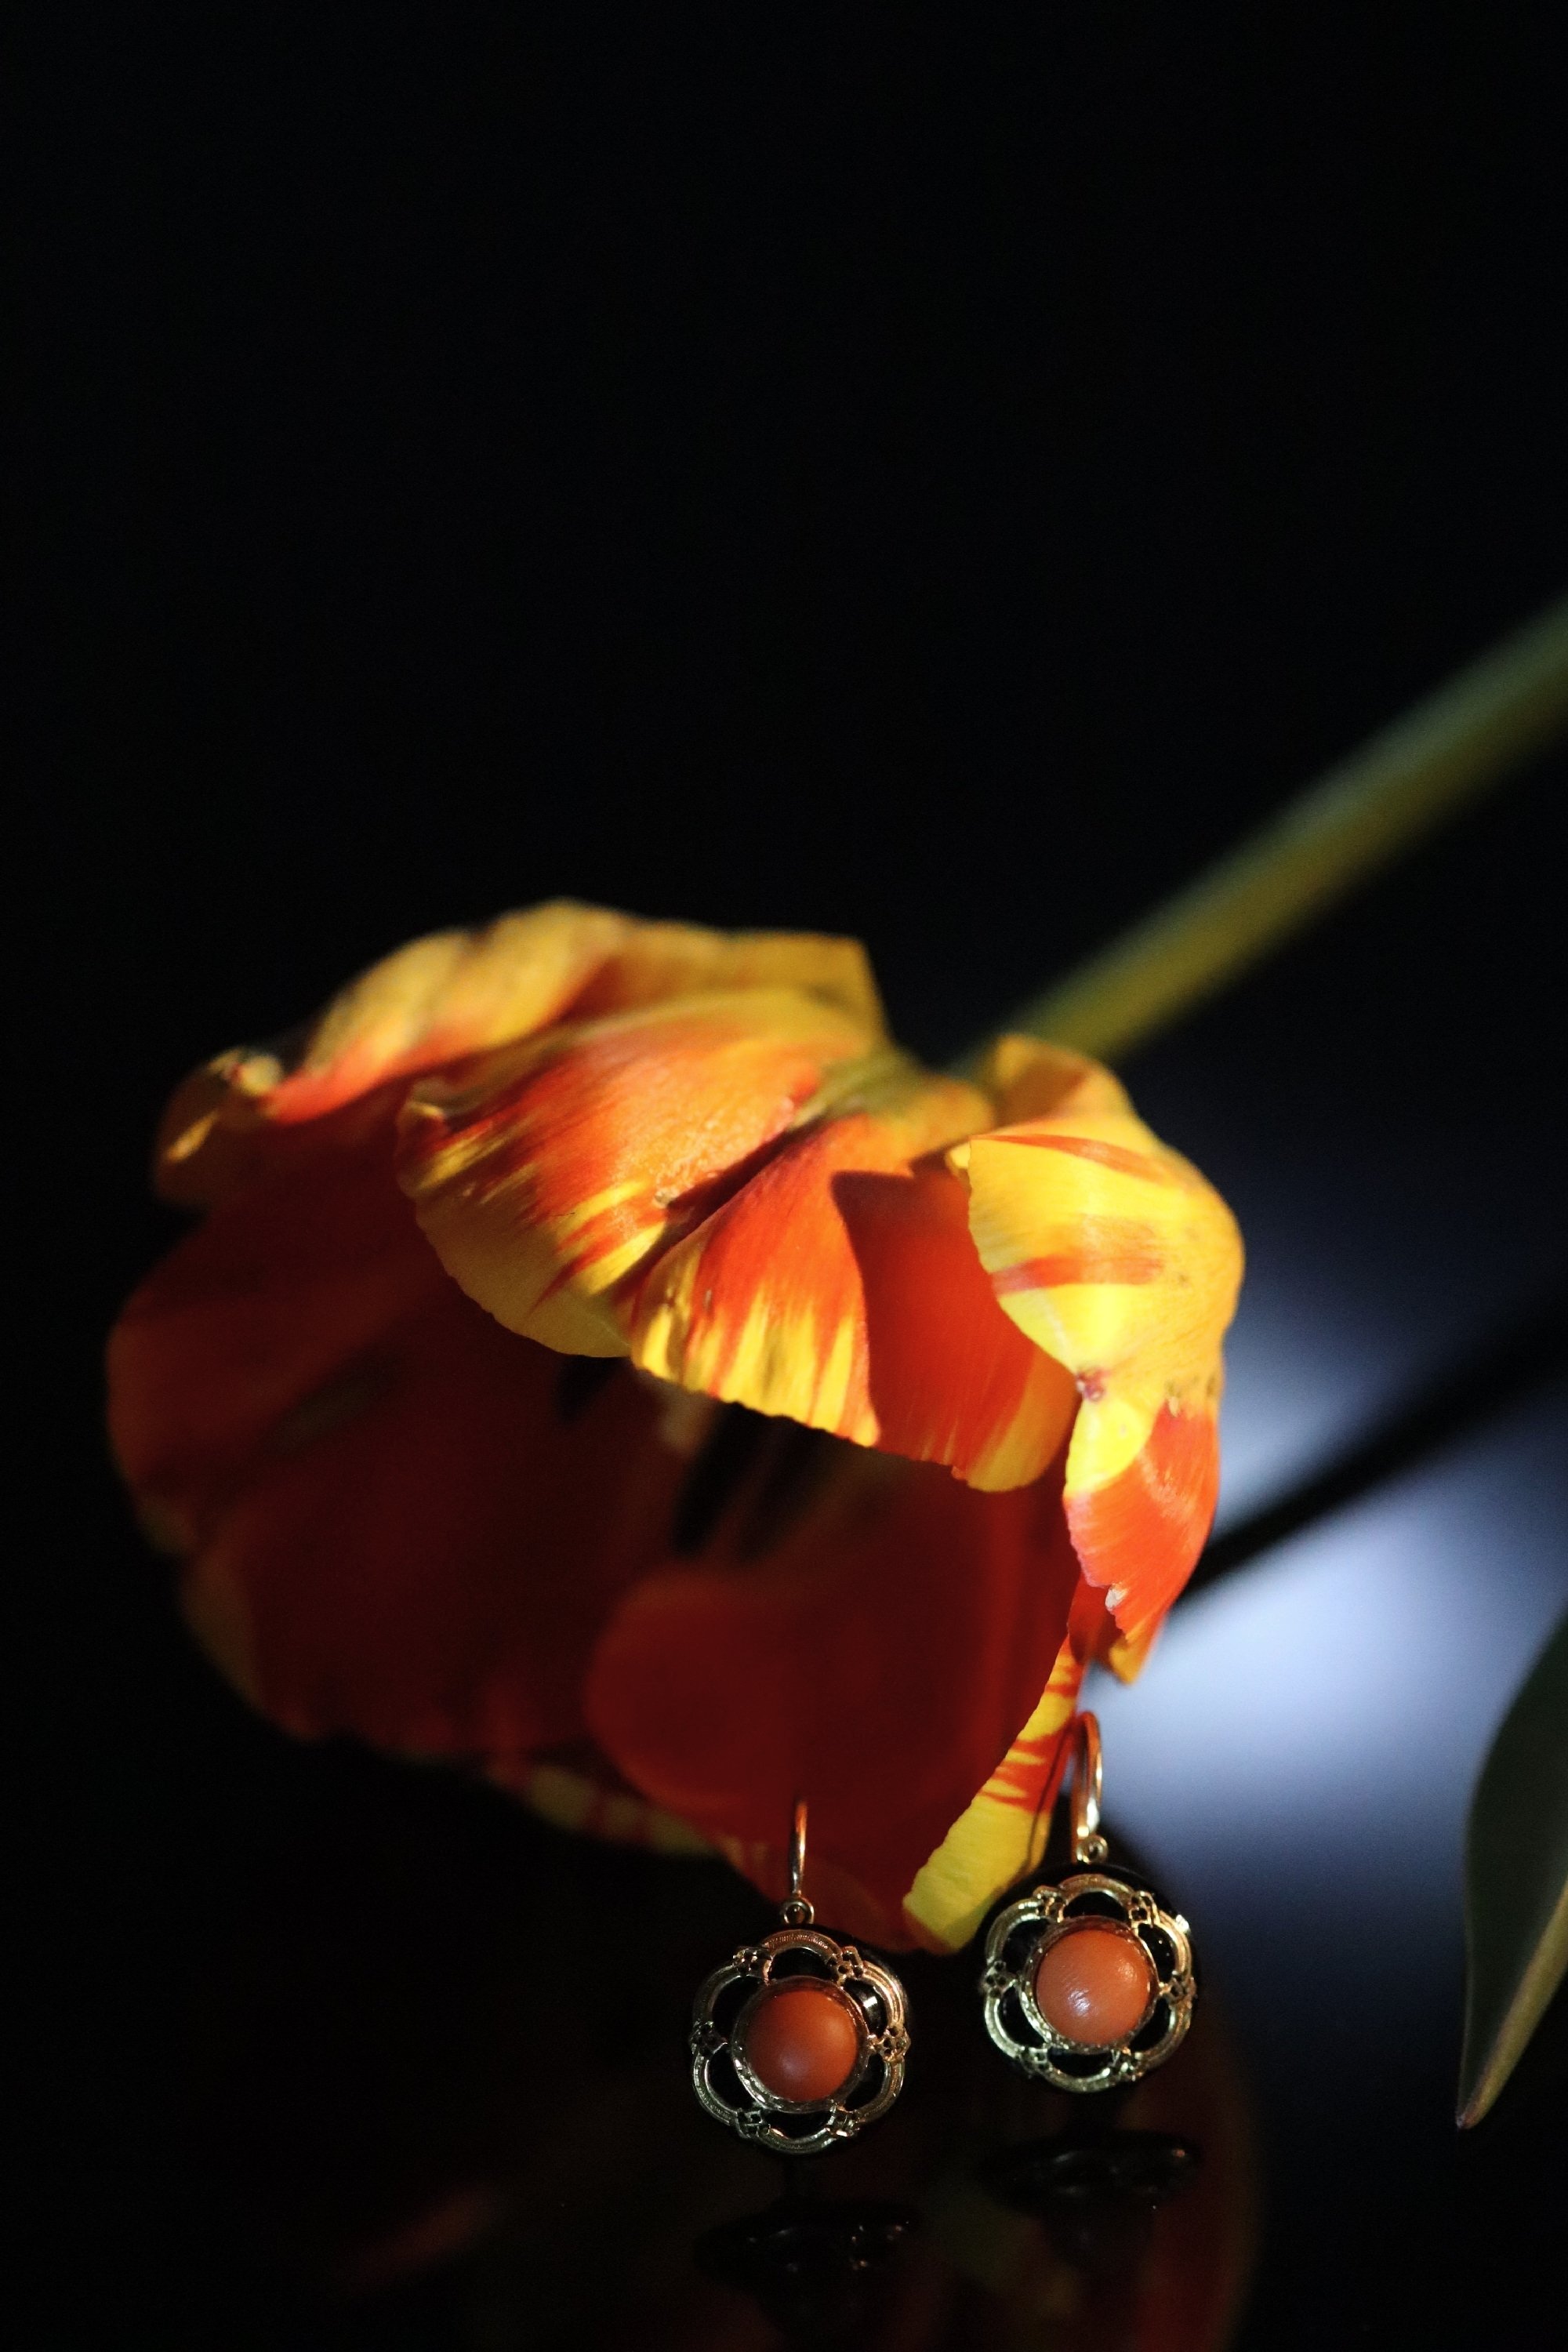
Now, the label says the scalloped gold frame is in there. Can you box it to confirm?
[690,1924,909,2155]
[981,1870,1196,2092]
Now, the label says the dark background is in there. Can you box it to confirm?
[17,9,1568,2347]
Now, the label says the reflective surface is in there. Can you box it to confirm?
[103,1774,1260,2348]
[20,15,1568,2343]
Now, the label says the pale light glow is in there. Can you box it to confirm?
[1091,1381,1568,2006]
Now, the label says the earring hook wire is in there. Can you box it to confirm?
[1068,1712,1109,1865]
[781,1795,814,1926]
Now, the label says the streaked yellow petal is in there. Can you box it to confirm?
[630,1072,1075,1484]
[979,1032,1134,1124]
[156,902,885,1204]
[960,1037,1242,1645]
[1066,1399,1222,1653]
[397,991,884,1355]
[901,1622,1089,1951]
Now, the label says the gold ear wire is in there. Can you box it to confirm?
[980,1711,1196,2093]
[689,1798,909,2155]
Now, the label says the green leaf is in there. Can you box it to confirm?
[1457,1606,1568,2127]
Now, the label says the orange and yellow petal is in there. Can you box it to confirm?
[959,1036,1243,1653]
[901,1576,1112,1949]
[557,913,884,1033]
[395,990,887,1356]
[982,1032,1138,1125]
[631,1073,1077,1486]
[584,1447,1084,1946]
[156,903,885,1206]
[108,1123,688,1752]
[1067,1402,1222,1661]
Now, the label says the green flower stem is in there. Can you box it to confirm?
[986,593,1568,1067]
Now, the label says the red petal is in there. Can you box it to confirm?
[584,1448,1083,1933]
[108,1117,684,1751]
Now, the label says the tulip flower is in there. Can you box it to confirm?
[109,902,1241,1949]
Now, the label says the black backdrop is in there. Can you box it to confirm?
[17,10,1568,2347]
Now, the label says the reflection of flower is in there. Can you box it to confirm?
[108,903,1241,1949]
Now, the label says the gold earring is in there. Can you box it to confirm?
[981,1712,1196,2091]
[690,1799,910,2153]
